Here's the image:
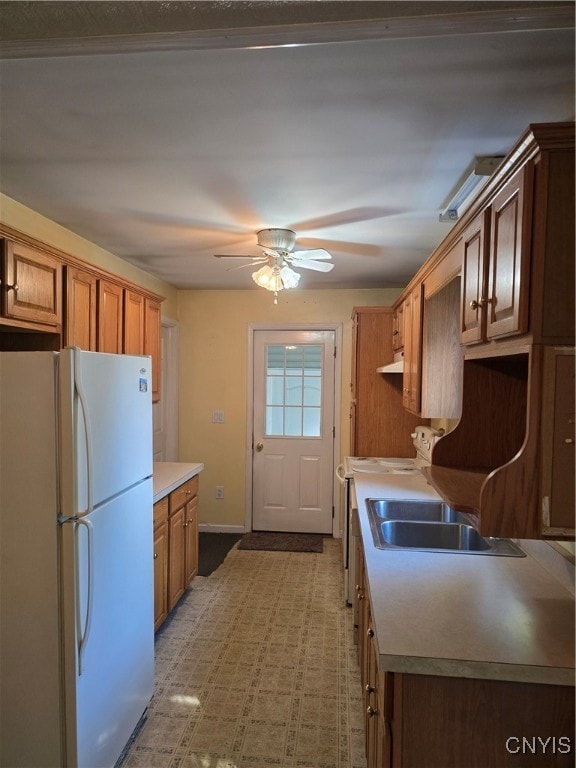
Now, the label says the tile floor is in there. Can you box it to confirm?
[121,538,366,768]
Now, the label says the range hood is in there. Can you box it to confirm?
[377,351,404,374]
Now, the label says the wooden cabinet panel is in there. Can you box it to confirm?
[351,307,423,457]
[541,347,575,536]
[144,298,161,402]
[97,280,123,353]
[392,303,403,351]
[184,496,199,585]
[123,289,145,355]
[169,476,199,512]
[153,520,169,631]
[64,266,97,349]
[460,212,489,344]
[461,167,533,346]
[159,475,201,623]
[486,166,532,339]
[394,673,574,768]
[1,240,62,327]
[168,506,185,611]
[402,286,424,414]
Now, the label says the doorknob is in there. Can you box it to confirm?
[256,442,264,452]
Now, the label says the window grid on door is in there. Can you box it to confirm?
[265,344,322,437]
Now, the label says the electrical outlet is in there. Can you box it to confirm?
[212,410,225,423]
[215,486,224,499]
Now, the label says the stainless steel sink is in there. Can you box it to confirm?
[367,498,466,523]
[380,520,490,551]
[366,499,525,557]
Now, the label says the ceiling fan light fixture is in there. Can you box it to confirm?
[280,265,300,289]
[252,263,300,303]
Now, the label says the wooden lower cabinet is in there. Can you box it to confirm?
[356,542,574,768]
[153,520,169,631]
[152,497,169,630]
[153,475,200,630]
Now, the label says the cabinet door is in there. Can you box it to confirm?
[392,303,403,351]
[486,166,533,339]
[168,507,185,610]
[97,280,124,353]
[64,266,97,349]
[461,211,489,344]
[2,240,62,326]
[541,347,575,536]
[144,298,161,403]
[153,520,169,631]
[184,496,199,585]
[123,289,145,355]
[403,286,424,414]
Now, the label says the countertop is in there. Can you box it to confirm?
[353,471,575,687]
[153,461,204,502]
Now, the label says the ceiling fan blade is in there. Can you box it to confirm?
[292,249,332,260]
[291,259,334,272]
[227,260,266,271]
[214,254,258,259]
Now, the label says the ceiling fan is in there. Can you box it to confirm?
[214,228,334,302]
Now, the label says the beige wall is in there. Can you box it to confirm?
[177,287,402,529]
[0,194,178,316]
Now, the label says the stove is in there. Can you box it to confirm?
[338,426,444,605]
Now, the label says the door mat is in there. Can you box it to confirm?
[238,532,324,553]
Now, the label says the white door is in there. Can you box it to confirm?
[252,330,335,533]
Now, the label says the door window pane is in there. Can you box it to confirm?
[265,344,323,437]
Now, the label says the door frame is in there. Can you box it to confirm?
[161,317,179,461]
[245,322,343,536]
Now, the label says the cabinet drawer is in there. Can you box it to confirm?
[153,497,169,527]
[169,475,199,513]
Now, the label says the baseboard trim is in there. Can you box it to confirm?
[199,523,245,534]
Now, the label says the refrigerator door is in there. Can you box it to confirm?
[60,479,154,768]
[59,349,153,519]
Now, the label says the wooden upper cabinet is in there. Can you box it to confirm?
[461,166,533,345]
[123,289,145,355]
[64,266,97,349]
[402,285,424,415]
[392,303,403,351]
[97,280,123,353]
[460,211,489,344]
[351,307,423,456]
[144,298,161,403]
[486,165,533,339]
[1,240,62,327]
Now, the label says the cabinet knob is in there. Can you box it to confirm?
[154,553,158,559]
[256,442,264,452]
[365,683,375,694]
[469,299,481,310]
[5,283,19,293]
[565,438,575,445]
[367,706,378,718]
[367,628,374,638]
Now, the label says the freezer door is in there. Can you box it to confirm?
[60,478,154,768]
[59,349,153,517]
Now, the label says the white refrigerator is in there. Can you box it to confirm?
[0,349,155,768]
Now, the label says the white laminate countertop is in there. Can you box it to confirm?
[153,461,204,502]
[353,472,575,687]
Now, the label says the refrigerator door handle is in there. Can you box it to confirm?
[74,360,94,518]
[75,517,94,676]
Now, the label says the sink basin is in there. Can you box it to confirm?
[367,498,466,523]
[366,499,525,557]
[379,520,490,551]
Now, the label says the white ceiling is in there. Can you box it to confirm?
[0,2,574,291]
